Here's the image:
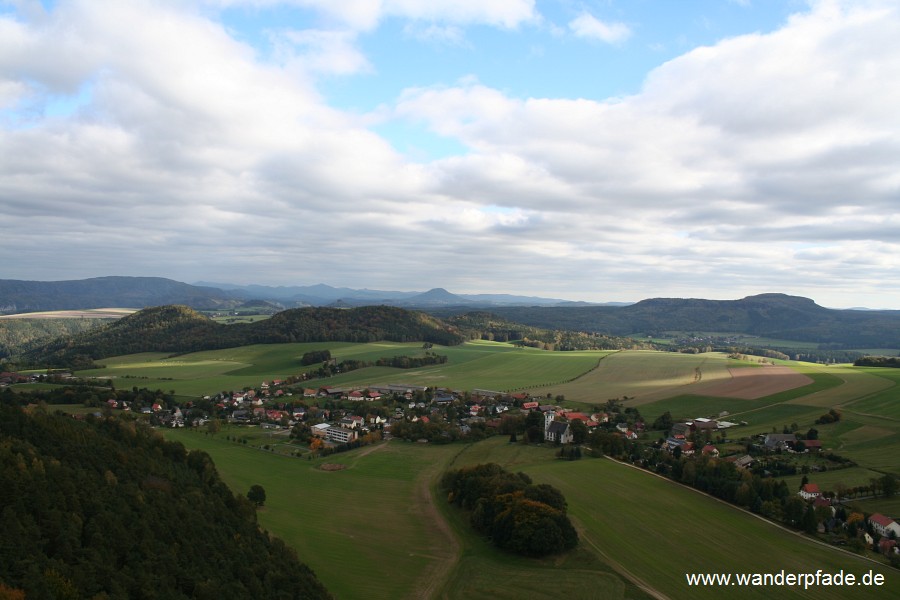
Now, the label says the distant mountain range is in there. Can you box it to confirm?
[3,277,900,350]
[194,281,602,308]
[0,277,608,313]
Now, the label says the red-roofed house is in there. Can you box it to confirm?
[565,412,590,422]
[803,440,823,452]
[799,483,821,500]
[869,513,900,538]
[522,401,539,410]
[701,444,719,457]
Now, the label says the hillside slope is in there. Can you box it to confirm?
[0,400,331,599]
[24,304,466,366]
[0,276,238,314]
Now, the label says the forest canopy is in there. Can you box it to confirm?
[0,400,331,599]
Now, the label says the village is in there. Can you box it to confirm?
[6,366,898,565]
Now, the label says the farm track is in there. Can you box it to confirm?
[575,526,671,600]
[406,442,461,600]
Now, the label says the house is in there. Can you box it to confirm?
[565,412,590,423]
[799,483,821,500]
[671,423,691,438]
[348,390,365,401]
[763,433,797,451]
[340,415,364,429]
[729,455,754,470]
[879,539,898,555]
[869,513,900,538]
[665,437,686,452]
[701,444,719,457]
[813,496,835,516]
[545,420,573,444]
[803,440,823,452]
[693,418,718,431]
[522,401,540,410]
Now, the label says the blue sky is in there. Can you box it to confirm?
[2,0,899,308]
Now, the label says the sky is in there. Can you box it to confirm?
[1,0,899,308]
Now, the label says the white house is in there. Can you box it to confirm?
[799,483,821,500]
[869,514,900,538]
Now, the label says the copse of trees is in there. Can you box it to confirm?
[441,463,577,557]
[300,349,332,365]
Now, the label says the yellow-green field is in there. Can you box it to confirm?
[528,351,734,404]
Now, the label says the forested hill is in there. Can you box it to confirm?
[0,401,332,599]
[0,276,237,314]
[464,294,900,347]
[25,304,466,366]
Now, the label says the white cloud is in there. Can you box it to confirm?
[568,12,631,44]
[203,0,536,31]
[402,23,467,46]
[2,0,900,306]
[277,29,371,75]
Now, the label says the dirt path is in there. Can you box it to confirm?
[406,457,462,600]
[576,529,671,600]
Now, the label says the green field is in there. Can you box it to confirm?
[79,340,900,598]
[75,341,610,398]
[165,433,899,599]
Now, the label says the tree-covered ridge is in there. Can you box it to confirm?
[23,304,466,366]
[0,318,111,360]
[463,294,900,348]
[0,400,332,599]
[441,463,577,557]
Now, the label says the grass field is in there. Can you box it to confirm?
[81,339,900,597]
[165,431,900,600]
[75,341,610,398]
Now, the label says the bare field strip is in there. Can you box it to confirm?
[687,365,813,400]
[0,307,136,319]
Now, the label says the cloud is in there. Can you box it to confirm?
[2,0,900,306]
[204,0,537,31]
[276,29,371,75]
[568,12,631,44]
